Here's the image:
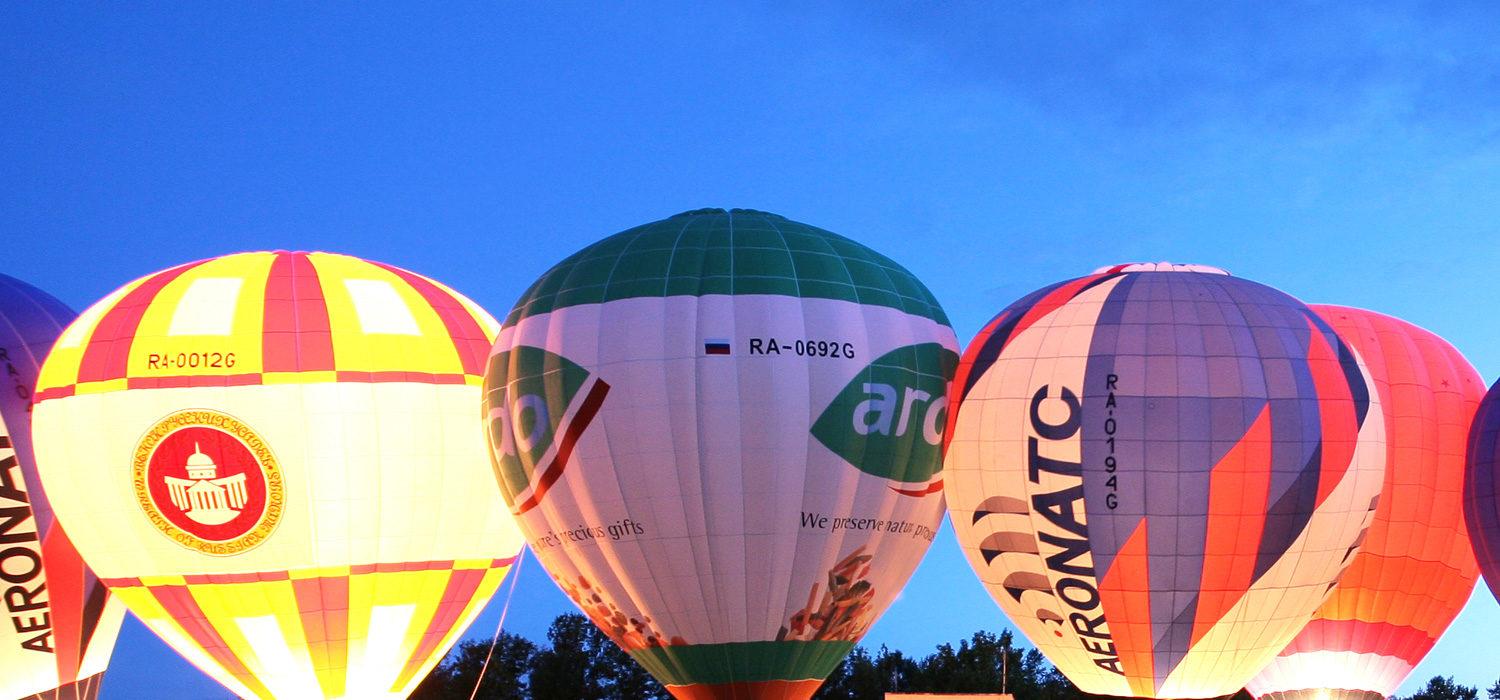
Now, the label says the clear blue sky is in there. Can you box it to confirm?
[5,3,1499,697]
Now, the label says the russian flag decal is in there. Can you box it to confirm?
[704,339,731,355]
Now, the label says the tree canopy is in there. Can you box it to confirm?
[412,613,1488,700]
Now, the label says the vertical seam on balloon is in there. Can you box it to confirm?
[764,212,817,678]
[578,314,660,661]
[686,217,728,671]
[597,221,641,306]
[762,212,801,300]
[660,211,699,298]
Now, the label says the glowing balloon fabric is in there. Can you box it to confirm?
[945,263,1386,698]
[1247,306,1483,700]
[484,209,957,699]
[29,252,524,700]
[0,275,124,700]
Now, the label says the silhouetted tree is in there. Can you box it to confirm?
[1488,678,1500,700]
[528,613,669,700]
[815,645,921,699]
[1401,676,1479,700]
[412,633,538,700]
[910,629,1027,693]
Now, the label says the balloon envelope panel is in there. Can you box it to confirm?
[1465,377,1500,605]
[485,209,957,699]
[0,274,124,700]
[29,253,523,700]
[1248,306,1483,700]
[945,265,1386,698]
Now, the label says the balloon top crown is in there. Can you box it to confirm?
[1092,261,1231,275]
[667,207,787,220]
[503,208,950,328]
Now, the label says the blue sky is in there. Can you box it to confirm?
[5,2,1500,697]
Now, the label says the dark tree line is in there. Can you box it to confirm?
[412,612,1488,700]
[811,630,1102,700]
[1395,675,1500,700]
[411,614,669,700]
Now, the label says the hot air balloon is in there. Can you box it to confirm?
[1247,306,1483,700]
[0,274,125,700]
[28,252,524,700]
[945,262,1387,698]
[484,208,957,699]
[1465,369,1500,605]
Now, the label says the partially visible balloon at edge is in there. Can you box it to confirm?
[1249,305,1483,700]
[0,273,126,700]
[1463,374,1500,607]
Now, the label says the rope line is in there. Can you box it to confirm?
[468,546,528,700]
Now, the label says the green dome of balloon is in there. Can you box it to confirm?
[504,208,948,326]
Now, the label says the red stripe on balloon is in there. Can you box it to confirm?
[945,274,1109,452]
[262,252,336,373]
[369,261,491,377]
[293,575,351,698]
[77,261,204,383]
[1305,315,1359,507]
[39,525,88,683]
[98,577,142,587]
[334,370,468,385]
[1192,403,1273,647]
[1007,274,1106,352]
[944,308,1013,452]
[513,377,611,514]
[1281,618,1434,666]
[47,368,473,398]
[889,479,944,497]
[146,585,272,699]
[126,374,263,389]
[179,571,291,585]
[32,385,76,403]
[1097,518,1155,696]
[391,568,489,691]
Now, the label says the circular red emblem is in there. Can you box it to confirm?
[133,410,283,555]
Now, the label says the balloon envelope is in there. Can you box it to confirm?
[945,263,1386,698]
[30,252,524,699]
[0,274,124,700]
[484,209,957,699]
[1247,306,1483,700]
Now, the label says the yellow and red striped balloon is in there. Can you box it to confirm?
[30,251,524,699]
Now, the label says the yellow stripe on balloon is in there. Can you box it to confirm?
[107,586,266,700]
[307,253,467,378]
[128,252,276,379]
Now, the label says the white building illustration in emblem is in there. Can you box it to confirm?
[163,442,248,526]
